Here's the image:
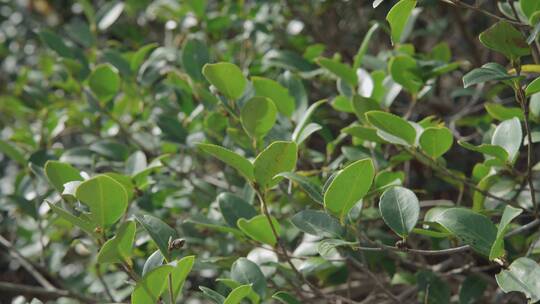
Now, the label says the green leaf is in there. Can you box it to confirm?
[386,0,417,44]
[142,250,163,277]
[131,265,174,304]
[342,125,385,143]
[75,175,128,227]
[479,21,530,61]
[202,62,247,100]
[237,215,280,246]
[489,206,522,260]
[520,0,540,21]
[186,215,244,238]
[200,286,226,303]
[253,141,298,188]
[170,255,196,301]
[459,275,487,304]
[0,139,26,166]
[366,111,416,145]
[47,201,98,238]
[182,39,209,82]
[218,193,257,228]
[39,30,74,58]
[97,220,136,264]
[352,95,380,122]
[230,258,267,298]
[318,239,357,259]
[316,57,358,87]
[240,97,277,139]
[463,63,517,88]
[495,257,540,302]
[389,55,423,93]
[485,103,524,121]
[379,186,419,238]
[457,141,509,162]
[291,210,344,238]
[252,76,295,117]
[224,285,252,304]
[88,64,120,101]
[416,271,450,304]
[491,117,522,162]
[291,99,326,143]
[277,172,324,204]
[419,127,453,158]
[136,214,178,262]
[433,208,497,256]
[526,76,540,96]
[324,158,375,220]
[272,291,301,304]
[354,23,380,70]
[131,43,158,72]
[44,161,83,193]
[96,1,124,30]
[197,143,254,181]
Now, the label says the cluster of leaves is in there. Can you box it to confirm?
[1,0,540,303]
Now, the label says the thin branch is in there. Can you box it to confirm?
[439,0,527,26]
[0,282,97,304]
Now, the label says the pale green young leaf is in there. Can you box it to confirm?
[237,214,280,246]
[316,57,358,87]
[419,127,453,158]
[253,141,297,188]
[386,0,417,44]
[252,76,295,116]
[88,64,121,101]
[131,265,174,304]
[97,220,136,264]
[170,255,196,301]
[202,62,247,100]
[240,97,277,139]
[525,77,540,96]
[224,285,252,304]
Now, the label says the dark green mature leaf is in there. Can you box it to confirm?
[291,210,344,238]
[136,214,178,262]
[218,193,257,228]
[419,127,453,158]
[379,186,419,238]
[416,271,450,304]
[230,258,267,298]
[479,21,530,60]
[434,208,497,256]
[132,265,173,304]
[237,214,280,246]
[253,141,298,188]
[39,30,74,58]
[97,220,136,264]
[44,161,83,193]
[202,62,247,100]
[277,172,324,204]
[75,175,128,227]
[389,55,423,93]
[198,143,254,181]
[272,291,301,304]
[324,158,374,220]
[47,201,98,238]
[182,39,209,82]
[240,97,277,139]
[490,205,522,260]
[459,275,487,304]
[88,64,121,101]
[252,76,295,117]
[366,111,416,145]
[386,0,417,44]
[496,257,540,302]
[463,63,517,88]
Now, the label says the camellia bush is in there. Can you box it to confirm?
[2,0,540,303]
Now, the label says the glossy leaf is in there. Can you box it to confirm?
[88,64,121,101]
[324,158,375,220]
[379,186,420,238]
[44,161,83,193]
[496,257,540,302]
[479,21,530,60]
[252,76,295,116]
[75,175,128,227]
[489,205,522,260]
[434,208,497,256]
[291,209,343,238]
[202,62,247,100]
[97,220,136,264]
[240,97,277,139]
[198,143,254,181]
[230,258,267,298]
[389,55,423,93]
[136,214,178,262]
[253,141,297,188]
[491,117,522,162]
[316,57,357,87]
[463,63,517,88]
[525,77,540,96]
[218,193,257,228]
[131,265,173,304]
[366,111,416,145]
[223,284,252,304]
[277,172,324,204]
[170,255,196,301]
[237,215,280,246]
[419,127,453,158]
[386,0,417,44]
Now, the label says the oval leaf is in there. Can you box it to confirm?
[202,62,247,100]
[379,186,420,238]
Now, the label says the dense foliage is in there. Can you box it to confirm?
[2,0,540,303]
